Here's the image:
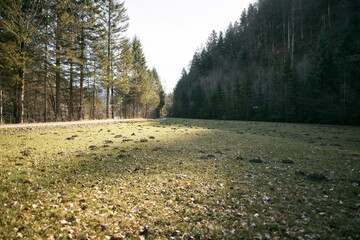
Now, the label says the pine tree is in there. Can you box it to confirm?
[0,0,41,123]
[141,69,159,118]
[0,72,2,124]
[53,0,75,121]
[156,87,165,118]
[308,29,339,122]
[190,84,204,118]
[150,68,164,118]
[233,78,242,119]
[241,73,252,121]
[281,55,296,122]
[40,0,50,122]
[116,38,133,117]
[64,0,80,120]
[88,2,106,119]
[97,0,129,119]
[76,1,90,120]
[130,37,147,117]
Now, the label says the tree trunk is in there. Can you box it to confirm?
[132,103,135,118]
[55,19,61,121]
[87,77,91,119]
[44,2,49,122]
[92,60,96,120]
[106,1,111,119]
[34,88,38,121]
[79,23,85,120]
[111,87,114,118]
[328,2,331,28]
[285,78,288,123]
[106,86,110,118]
[12,87,17,123]
[0,74,3,124]
[342,63,347,122]
[17,83,24,124]
[79,68,84,120]
[49,84,56,116]
[288,17,291,50]
[291,0,295,67]
[300,0,304,40]
[69,58,74,120]
[124,102,127,119]
[283,9,286,60]
[92,88,95,119]
[18,41,25,124]
[44,38,48,122]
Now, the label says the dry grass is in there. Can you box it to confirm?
[0,119,359,239]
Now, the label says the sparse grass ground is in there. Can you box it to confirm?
[0,118,359,239]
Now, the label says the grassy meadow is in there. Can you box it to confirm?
[0,119,359,239]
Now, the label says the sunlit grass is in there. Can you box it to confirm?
[0,119,359,239]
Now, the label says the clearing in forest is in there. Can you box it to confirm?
[0,119,359,239]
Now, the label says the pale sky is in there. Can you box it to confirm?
[125,0,255,93]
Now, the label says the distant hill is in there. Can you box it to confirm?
[171,0,360,125]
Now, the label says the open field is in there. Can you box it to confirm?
[0,118,359,239]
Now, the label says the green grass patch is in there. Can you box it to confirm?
[0,119,359,239]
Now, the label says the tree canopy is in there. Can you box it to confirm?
[0,0,164,123]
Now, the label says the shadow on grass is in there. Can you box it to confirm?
[34,122,254,238]
[160,118,360,152]
[2,119,360,239]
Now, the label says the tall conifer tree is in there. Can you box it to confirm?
[97,0,128,119]
[0,0,40,123]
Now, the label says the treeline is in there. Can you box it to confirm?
[171,0,360,125]
[0,0,164,124]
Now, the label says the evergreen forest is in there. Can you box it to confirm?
[171,0,360,125]
[0,0,165,124]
